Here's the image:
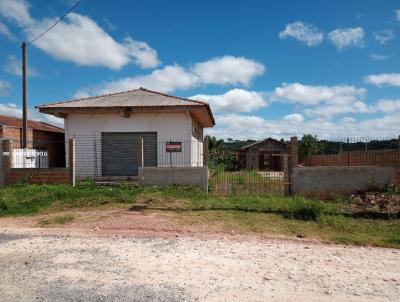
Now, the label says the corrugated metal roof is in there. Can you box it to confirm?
[0,114,64,133]
[37,87,208,109]
[240,138,288,150]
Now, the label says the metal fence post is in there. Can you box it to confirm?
[1,140,12,186]
[69,138,76,187]
[0,140,3,187]
[203,137,209,167]
[290,136,298,168]
[398,135,400,169]
[141,137,144,168]
[283,154,291,196]
[289,136,298,195]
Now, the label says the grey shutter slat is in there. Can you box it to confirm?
[102,132,157,176]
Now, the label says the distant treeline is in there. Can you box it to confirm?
[206,135,399,155]
[316,138,400,154]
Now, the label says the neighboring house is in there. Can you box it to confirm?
[37,87,215,179]
[0,114,65,167]
[238,138,289,171]
[0,114,64,143]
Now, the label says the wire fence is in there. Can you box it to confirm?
[300,136,400,169]
[208,152,290,196]
[6,139,66,168]
[71,135,205,180]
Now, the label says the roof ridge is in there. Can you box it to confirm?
[36,88,142,108]
[0,114,64,131]
[240,137,288,149]
[138,87,209,106]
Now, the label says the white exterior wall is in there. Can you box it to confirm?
[190,117,204,167]
[64,112,202,178]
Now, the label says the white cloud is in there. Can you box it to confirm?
[271,82,369,118]
[0,103,20,116]
[328,27,365,50]
[279,21,324,46]
[0,0,160,70]
[0,0,33,27]
[0,20,15,40]
[191,89,267,113]
[274,82,365,106]
[26,13,160,70]
[373,29,394,45]
[0,80,11,96]
[193,56,265,85]
[76,64,199,96]
[206,113,400,140]
[123,37,160,68]
[303,101,373,117]
[3,55,39,76]
[0,102,63,127]
[375,99,400,112]
[370,53,389,61]
[396,10,400,21]
[365,73,400,87]
[283,113,304,123]
[77,56,266,96]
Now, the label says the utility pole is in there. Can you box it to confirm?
[22,41,28,149]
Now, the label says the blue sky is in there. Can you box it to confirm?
[0,0,399,139]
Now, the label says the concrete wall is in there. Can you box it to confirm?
[293,166,396,196]
[138,166,208,191]
[64,112,202,178]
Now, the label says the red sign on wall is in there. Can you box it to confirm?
[166,142,182,152]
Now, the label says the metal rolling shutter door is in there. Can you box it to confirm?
[101,132,157,176]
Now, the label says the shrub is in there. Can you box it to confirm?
[15,174,32,186]
[209,151,238,171]
[386,183,399,195]
[0,201,8,212]
[286,199,323,221]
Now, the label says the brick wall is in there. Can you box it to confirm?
[8,168,70,185]
[306,149,400,169]
[0,125,33,144]
[306,149,400,185]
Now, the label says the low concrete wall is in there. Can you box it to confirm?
[138,167,208,191]
[8,168,70,185]
[293,166,396,196]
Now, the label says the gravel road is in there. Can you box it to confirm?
[0,228,399,301]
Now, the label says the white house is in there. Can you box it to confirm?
[37,88,215,179]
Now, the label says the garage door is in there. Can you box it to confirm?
[101,132,157,176]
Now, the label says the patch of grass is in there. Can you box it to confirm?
[39,213,75,226]
[0,184,150,216]
[1,184,399,248]
[173,210,400,248]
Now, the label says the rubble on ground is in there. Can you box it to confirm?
[348,192,400,214]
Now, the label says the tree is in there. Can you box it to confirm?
[206,135,225,151]
[299,134,322,159]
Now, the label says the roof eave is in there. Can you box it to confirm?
[38,105,215,127]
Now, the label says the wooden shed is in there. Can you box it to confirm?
[238,138,289,171]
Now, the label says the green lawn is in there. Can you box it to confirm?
[0,184,399,248]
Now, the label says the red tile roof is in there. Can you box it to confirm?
[0,114,64,133]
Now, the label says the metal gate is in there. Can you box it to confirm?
[101,132,157,176]
[209,152,292,196]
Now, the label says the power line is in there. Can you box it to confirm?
[27,0,84,45]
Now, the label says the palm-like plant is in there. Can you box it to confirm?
[206,135,225,151]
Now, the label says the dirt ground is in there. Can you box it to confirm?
[0,210,399,301]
